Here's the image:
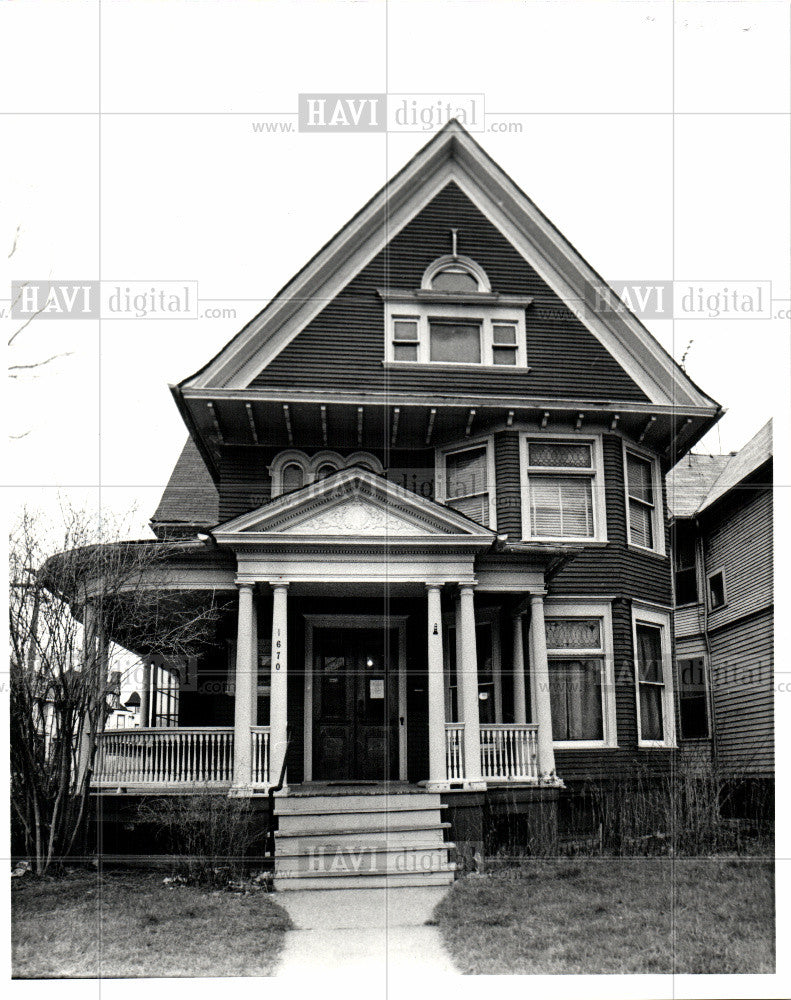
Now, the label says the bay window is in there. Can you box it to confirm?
[544,601,616,748]
[624,446,664,553]
[522,436,605,541]
[438,440,496,528]
[632,606,674,747]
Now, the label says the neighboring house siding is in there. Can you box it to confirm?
[671,464,773,780]
[703,486,773,631]
[709,608,774,776]
[250,183,649,402]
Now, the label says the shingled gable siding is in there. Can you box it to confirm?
[249,182,649,402]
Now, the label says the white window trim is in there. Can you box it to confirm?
[384,299,528,368]
[623,441,666,555]
[421,254,492,292]
[706,566,727,612]
[269,449,384,497]
[442,606,502,723]
[631,604,676,748]
[435,436,497,530]
[520,431,608,544]
[543,598,618,749]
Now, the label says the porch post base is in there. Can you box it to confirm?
[419,780,452,792]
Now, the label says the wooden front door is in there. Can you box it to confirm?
[312,627,398,781]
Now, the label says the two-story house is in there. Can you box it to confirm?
[668,421,773,808]
[88,121,723,887]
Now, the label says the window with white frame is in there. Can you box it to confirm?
[438,441,495,528]
[269,450,384,497]
[625,447,663,552]
[707,569,726,610]
[388,307,526,367]
[523,437,604,541]
[544,602,616,747]
[632,607,674,746]
[382,256,529,368]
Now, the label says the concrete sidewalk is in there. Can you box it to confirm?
[275,886,458,978]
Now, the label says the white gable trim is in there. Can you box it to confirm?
[212,467,496,547]
[182,124,716,410]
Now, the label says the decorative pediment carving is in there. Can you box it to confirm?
[279,497,426,536]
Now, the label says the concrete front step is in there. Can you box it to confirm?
[276,806,446,835]
[275,822,451,851]
[274,866,457,891]
[274,842,455,874]
[275,792,442,813]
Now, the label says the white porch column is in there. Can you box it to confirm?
[269,582,289,786]
[458,584,483,784]
[512,613,528,725]
[231,583,256,792]
[426,584,446,786]
[529,594,556,778]
[139,660,151,727]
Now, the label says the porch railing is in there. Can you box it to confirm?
[94,727,235,785]
[252,726,270,786]
[480,724,539,780]
[445,723,465,780]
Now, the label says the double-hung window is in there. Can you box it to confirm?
[544,602,616,747]
[624,447,664,552]
[632,607,674,746]
[440,442,494,527]
[523,438,604,541]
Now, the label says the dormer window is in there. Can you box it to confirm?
[380,254,530,369]
[269,450,384,497]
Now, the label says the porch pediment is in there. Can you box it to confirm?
[212,467,495,548]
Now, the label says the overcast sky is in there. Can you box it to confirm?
[2,0,789,540]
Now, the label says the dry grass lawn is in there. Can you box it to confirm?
[436,857,774,975]
[13,870,292,978]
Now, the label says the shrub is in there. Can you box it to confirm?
[137,794,268,887]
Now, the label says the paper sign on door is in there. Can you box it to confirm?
[370,679,384,699]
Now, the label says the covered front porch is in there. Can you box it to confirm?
[92,469,562,795]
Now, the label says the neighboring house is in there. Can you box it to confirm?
[85,121,725,886]
[667,421,773,791]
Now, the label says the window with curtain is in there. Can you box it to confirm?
[545,616,604,741]
[525,440,595,539]
[444,445,490,526]
[626,451,656,549]
[429,321,481,363]
[635,622,665,742]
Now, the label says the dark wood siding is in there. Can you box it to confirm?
[250,183,649,402]
[494,431,522,537]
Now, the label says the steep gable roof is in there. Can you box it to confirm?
[667,420,772,518]
[177,120,719,413]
